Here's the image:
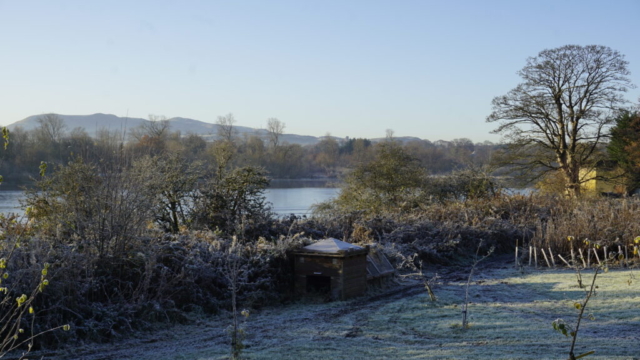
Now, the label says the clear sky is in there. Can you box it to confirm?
[1,0,639,143]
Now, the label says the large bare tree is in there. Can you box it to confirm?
[487,45,634,196]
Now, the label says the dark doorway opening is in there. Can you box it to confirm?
[306,275,331,295]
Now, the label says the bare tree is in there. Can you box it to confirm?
[451,138,475,165]
[462,242,494,329]
[210,140,236,179]
[144,114,170,138]
[95,127,125,160]
[130,114,170,142]
[266,118,285,148]
[129,115,171,156]
[487,45,634,197]
[385,128,395,140]
[216,113,237,143]
[222,237,249,360]
[34,114,67,162]
[36,113,66,144]
[314,134,340,175]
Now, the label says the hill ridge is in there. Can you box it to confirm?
[6,113,428,146]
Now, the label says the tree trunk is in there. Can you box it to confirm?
[563,165,581,198]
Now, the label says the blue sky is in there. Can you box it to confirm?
[1,0,639,142]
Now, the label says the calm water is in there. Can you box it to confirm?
[0,186,339,218]
[0,187,534,218]
[265,187,339,217]
[0,190,24,216]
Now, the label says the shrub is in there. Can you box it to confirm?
[24,158,152,257]
[191,166,273,237]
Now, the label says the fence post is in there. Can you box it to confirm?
[577,248,586,268]
[541,248,552,268]
[624,245,629,267]
[570,247,576,265]
[558,254,571,267]
[515,239,519,269]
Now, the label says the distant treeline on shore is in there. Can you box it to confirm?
[0,114,498,187]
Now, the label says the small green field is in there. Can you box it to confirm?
[49,265,640,360]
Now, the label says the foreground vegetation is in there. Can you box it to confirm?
[4,188,640,356]
[31,265,640,360]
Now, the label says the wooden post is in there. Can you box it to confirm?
[534,247,538,268]
[515,239,519,269]
[557,254,571,267]
[624,245,629,267]
[604,246,608,261]
[594,248,601,265]
[618,245,624,267]
[548,247,556,268]
[577,248,587,268]
[570,247,576,265]
[587,248,591,268]
[541,248,551,268]
[529,246,532,266]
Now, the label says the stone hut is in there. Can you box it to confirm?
[293,238,369,300]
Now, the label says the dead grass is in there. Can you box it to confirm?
[36,263,640,360]
[306,194,640,268]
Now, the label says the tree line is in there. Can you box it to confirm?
[0,113,498,188]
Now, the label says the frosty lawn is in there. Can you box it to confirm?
[51,266,640,360]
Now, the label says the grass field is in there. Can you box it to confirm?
[43,262,640,360]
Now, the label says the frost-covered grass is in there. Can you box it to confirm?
[44,266,640,360]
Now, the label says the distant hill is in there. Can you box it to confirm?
[369,136,424,144]
[6,113,324,146]
[8,113,146,135]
